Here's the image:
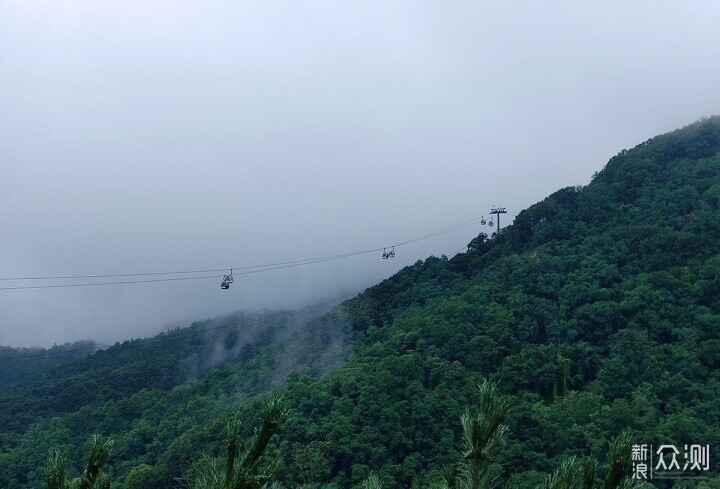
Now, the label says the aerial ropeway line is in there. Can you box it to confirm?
[0,215,491,291]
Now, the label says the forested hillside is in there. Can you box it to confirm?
[1,117,719,488]
[0,306,350,488]
[0,342,98,390]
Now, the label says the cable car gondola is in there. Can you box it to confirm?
[221,269,234,290]
[382,246,396,259]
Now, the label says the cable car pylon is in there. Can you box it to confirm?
[488,206,507,235]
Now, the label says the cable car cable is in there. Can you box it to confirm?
[0,215,487,290]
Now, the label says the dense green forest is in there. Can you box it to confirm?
[1,117,719,488]
[0,342,99,390]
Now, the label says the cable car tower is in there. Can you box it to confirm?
[489,207,507,233]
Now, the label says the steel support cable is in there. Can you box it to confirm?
[0,216,486,290]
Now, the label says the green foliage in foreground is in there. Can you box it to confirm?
[50,383,643,489]
[182,396,288,489]
[389,380,639,489]
[43,435,113,489]
[3,116,720,488]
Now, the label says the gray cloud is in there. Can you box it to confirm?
[2,1,719,346]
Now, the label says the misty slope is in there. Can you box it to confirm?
[273,116,719,487]
[1,117,719,488]
[0,341,99,391]
[0,307,350,488]
[0,304,346,435]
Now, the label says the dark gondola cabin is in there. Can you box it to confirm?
[382,247,396,259]
[221,270,233,290]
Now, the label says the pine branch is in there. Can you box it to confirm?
[602,434,632,489]
[582,457,597,489]
[541,458,578,489]
[361,472,384,489]
[78,434,113,489]
[44,451,68,489]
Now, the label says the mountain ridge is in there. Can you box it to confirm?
[1,116,718,488]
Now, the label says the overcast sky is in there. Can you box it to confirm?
[1,1,719,347]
